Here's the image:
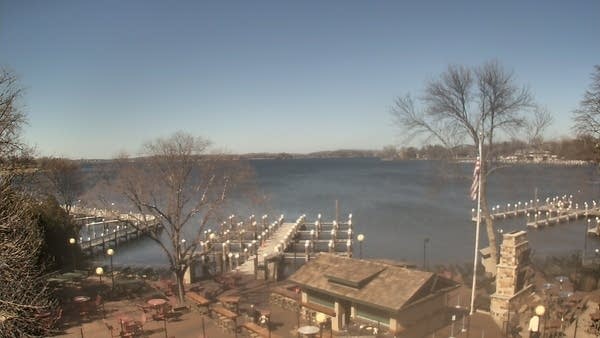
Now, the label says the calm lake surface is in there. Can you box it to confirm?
[92,158,600,268]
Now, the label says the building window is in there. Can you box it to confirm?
[355,305,389,326]
[307,291,335,309]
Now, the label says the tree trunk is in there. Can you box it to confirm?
[174,269,185,304]
[480,170,498,271]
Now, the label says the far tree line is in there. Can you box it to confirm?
[380,135,599,161]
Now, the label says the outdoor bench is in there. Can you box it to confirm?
[185,291,211,315]
[240,322,281,338]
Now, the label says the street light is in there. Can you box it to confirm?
[96,266,104,282]
[357,234,365,259]
[534,305,546,337]
[107,248,115,291]
[585,219,591,263]
[68,237,77,271]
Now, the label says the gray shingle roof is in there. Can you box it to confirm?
[289,254,448,312]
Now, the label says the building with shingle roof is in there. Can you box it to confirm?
[288,253,458,336]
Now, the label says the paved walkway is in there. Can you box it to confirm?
[237,222,299,275]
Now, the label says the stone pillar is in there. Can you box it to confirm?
[490,230,533,329]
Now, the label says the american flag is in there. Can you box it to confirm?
[470,158,480,201]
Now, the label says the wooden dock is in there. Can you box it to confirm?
[235,214,354,276]
[472,206,536,222]
[78,219,161,252]
[236,219,300,275]
[469,195,600,229]
[71,206,161,255]
[525,209,591,228]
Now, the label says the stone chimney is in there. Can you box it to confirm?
[490,230,533,328]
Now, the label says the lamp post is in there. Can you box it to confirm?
[69,237,77,271]
[107,248,115,291]
[585,219,591,264]
[96,266,104,282]
[535,305,545,337]
[295,287,301,329]
[423,238,430,270]
[357,234,365,259]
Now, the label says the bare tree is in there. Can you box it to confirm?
[524,106,553,148]
[573,65,600,156]
[0,181,58,337]
[0,69,57,337]
[38,157,83,215]
[114,131,255,303]
[0,68,28,165]
[391,60,535,267]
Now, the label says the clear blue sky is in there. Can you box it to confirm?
[1,1,598,159]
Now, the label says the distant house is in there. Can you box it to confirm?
[288,253,458,337]
[505,150,558,163]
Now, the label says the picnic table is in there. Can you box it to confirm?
[212,306,237,334]
[212,306,237,319]
[241,321,282,338]
[218,295,240,312]
[186,291,211,314]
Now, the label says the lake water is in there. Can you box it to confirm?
[91,158,600,268]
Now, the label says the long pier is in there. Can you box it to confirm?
[470,195,600,229]
[525,210,595,228]
[181,213,354,281]
[236,220,300,275]
[71,206,161,255]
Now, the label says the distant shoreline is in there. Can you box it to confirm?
[75,153,596,166]
[451,158,594,166]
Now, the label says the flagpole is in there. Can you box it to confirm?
[470,133,483,315]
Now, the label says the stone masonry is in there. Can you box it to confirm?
[490,230,533,329]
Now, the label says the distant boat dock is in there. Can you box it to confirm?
[71,206,161,255]
[70,206,356,278]
[470,195,600,230]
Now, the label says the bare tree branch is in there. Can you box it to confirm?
[573,65,600,160]
[390,60,536,267]
[524,106,554,148]
[112,131,255,303]
[37,157,83,215]
[0,178,58,337]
